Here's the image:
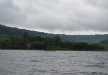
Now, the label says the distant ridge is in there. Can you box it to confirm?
[0,24,108,43]
[0,24,48,37]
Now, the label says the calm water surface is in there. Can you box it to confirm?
[0,50,108,75]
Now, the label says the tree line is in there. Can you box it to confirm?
[0,32,105,50]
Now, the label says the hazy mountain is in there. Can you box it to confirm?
[0,24,48,37]
[0,24,108,44]
[60,35,108,43]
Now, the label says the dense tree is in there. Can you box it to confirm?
[0,34,106,50]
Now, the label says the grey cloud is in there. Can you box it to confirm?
[0,0,26,26]
[86,0,108,9]
[0,0,108,34]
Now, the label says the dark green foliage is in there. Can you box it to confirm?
[101,39,108,44]
[0,34,105,50]
[1,24,108,44]
[0,24,106,50]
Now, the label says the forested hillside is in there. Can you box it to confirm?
[0,24,107,50]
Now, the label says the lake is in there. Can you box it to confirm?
[0,50,108,75]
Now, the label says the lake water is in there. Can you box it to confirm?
[0,50,108,75]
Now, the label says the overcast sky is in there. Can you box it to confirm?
[0,0,108,35]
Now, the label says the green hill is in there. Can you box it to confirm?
[0,24,107,50]
[0,24,108,44]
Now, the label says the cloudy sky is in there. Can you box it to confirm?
[0,0,108,35]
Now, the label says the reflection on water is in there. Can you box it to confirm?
[0,50,108,75]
